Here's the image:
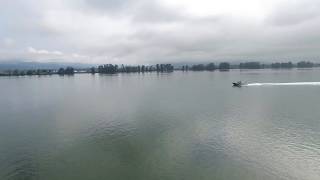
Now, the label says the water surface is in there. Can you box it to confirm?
[1,69,320,180]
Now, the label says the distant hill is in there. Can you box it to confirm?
[0,61,95,70]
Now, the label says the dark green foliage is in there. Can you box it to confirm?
[281,62,293,68]
[98,64,117,74]
[206,63,216,71]
[65,67,74,74]
[0,61,318,77]
[271,62,293,69]
[90,67,96,74]
[182,65,190,71]
[58,68,65,75]
[57,67,74,75]
[297,61,313,68]
[219,62,230,70]
[186,63,215,71]
[271,62,281,68]
[0,64,71,76]
[19,71,25,76]
[95,64,170,74]
[12,69,19,76]
[36,69,41,75]
[26,70,33,75]
[153,64,174,72]
[162,64,174,72]
[191,64,205,71]
[239,62,261,69]
[160,64,164,72]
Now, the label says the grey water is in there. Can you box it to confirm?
[1,69,320,180]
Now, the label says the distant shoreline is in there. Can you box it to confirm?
[0,61,319,77]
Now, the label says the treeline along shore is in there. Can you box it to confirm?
[0,61,319,77]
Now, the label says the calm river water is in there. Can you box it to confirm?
[1,69,320,180]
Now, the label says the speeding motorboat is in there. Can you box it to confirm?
[232,81,243,87]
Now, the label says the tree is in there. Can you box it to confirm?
[191,64,205,71]
[58,68,65,75]
[65,67,74,75]
[219,62,230,70]
[26,70,34,75]
[90,67,96,74]
[297,61,313,68]
[271,63,281,68]
[12,69,19,76]
[206,63,215,71]
[160,64,164,72]
[239,62,261,69]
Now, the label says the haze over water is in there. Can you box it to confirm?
[1,69,320,180]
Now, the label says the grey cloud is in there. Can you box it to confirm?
[81,0,185,23]
[84,0,135,12]
[268,0,320,26]
[131,1,186,23]
[1,0,320,64]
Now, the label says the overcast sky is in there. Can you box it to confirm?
[1,0,320,64]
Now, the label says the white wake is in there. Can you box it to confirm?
[245,82,320,86]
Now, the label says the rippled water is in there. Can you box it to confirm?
[1,69,320,180]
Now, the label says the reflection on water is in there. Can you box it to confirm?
[1,70,320,180]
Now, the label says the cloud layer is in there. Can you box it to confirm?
[1,0,320,64]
